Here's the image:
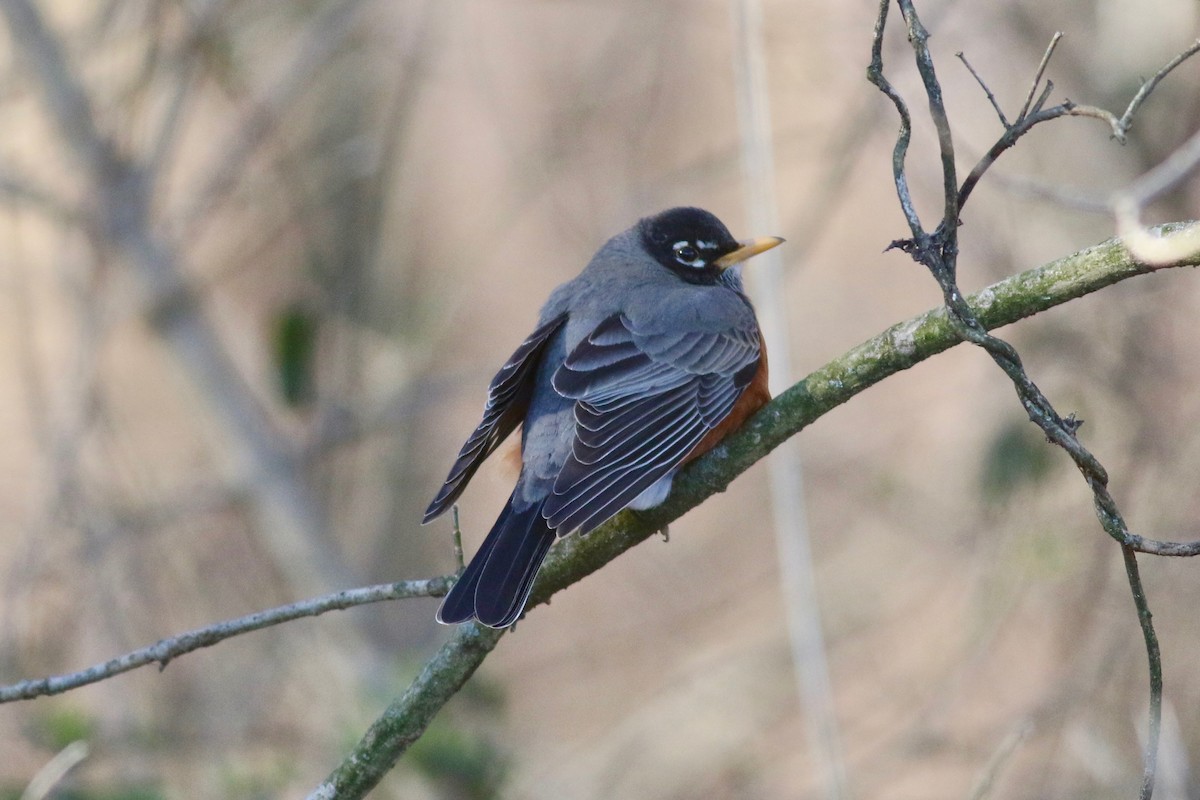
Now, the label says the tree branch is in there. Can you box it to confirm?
[0,579,451,703]
[869,4,1199,797]
[0,0,358,596]
[311,225,1200,799]
[1122,545,1162,800]
[866,0,922,240]
[955,36,1200,215]
[1,211,1190,787]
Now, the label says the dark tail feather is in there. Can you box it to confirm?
[436,495,555,628]
[436,502,512,625]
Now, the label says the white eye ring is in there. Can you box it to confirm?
[672,241,705,268]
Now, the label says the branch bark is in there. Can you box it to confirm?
[0,578,452,704]
[310,225,1200,799]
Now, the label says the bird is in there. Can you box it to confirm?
[424,207,783,628]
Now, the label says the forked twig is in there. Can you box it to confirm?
[1016,31,1063,123]
[870,3,1200,798]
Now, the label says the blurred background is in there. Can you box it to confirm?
[1,0,1198,798]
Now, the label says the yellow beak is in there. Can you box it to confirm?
[713,236,785,270]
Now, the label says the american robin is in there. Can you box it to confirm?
[424,207,783,627]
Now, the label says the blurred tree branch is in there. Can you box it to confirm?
[0,0,357,594]
[173,0,367,244]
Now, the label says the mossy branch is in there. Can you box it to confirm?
[311,223,1200,799]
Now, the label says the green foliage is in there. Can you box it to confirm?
[407,717,509,800]
[0,783,164,800]
[41,787,163,800]
[28,705,94,751]
[272,304,320,407]
[979,417,1055,503]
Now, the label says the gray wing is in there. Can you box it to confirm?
[424,313,568,522]
[544,312,760,534]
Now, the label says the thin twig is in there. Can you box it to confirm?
[896,0,958,248]
[956,36,1200,211]
[1118,39,1200,136]
[1122,546,1162,800]
[20,741,89,800]
[1064,103,1125,139]
[1016,32,1063,123]
[867,0,922,238]
[0,578,451,703]
[451,504,465,571]
[956,51,1009,127]
[967,721,1033,800]
[1029,78,1054,116]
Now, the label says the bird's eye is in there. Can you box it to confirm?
[673,243,702,266]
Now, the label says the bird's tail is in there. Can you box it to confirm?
[436,493,555,628]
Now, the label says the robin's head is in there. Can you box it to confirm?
[637,207,783,286]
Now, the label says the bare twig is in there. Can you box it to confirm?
[967,720,1032,800]
[1033,40,1200,146]
[1118,39,1200,137]
[0,578,451,703]
[451,504,465,571]
[868,3,1200,797]
[897,0,959,246]
[1123,545,1163,800]
[1016,31,1063,123]
[955,36,1200,211]
[866,0,921,238]
[956,51,1008,127]
[20,741,89,800]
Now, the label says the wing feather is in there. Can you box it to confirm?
[423,313,568,522]
[546,412,707,533]
[544,311,761,534]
